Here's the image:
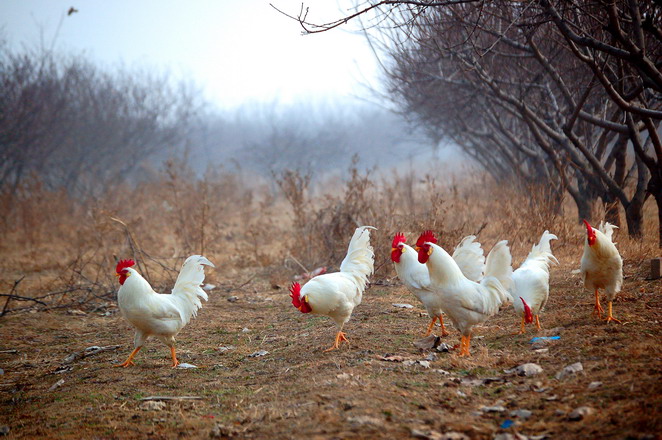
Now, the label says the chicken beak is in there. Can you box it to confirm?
[414,246,420,252]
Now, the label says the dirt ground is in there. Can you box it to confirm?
[0,258,660,440]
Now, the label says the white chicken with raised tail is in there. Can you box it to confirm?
[511,231,558,333]
[391,233,486,337]
[115,255,215,367]
[415,230,512,356]
[580,220,623,324]
[290,226,375,352]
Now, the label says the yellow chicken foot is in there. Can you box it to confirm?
[170,346,179,368]
[604,301,622,324]
[458,335,472,357]
[424,316,437,337]
[535,315,542,330]
[592,289,604,318]
[324,331,349,352]
[438,315,450,337]
[513,316,526,335]
[114,346,142,368]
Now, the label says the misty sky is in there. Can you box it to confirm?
[1,0,382,109]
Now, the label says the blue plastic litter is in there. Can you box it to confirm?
[530,336,560,343]
[500,419,514,429]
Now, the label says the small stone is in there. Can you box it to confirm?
[48,379,65,391]
[439,432,469,440]
[480,405,506,413]
[227,296,238,302]
[494,434,528,440]
[0,426,9,436]
[435,369,451,375]
[568,406,594,421]
[436,343,452,353]
[588,381,602,390]
[414,335,439,350]
[403,360,416,367]
[347,415,384,427]
[554,409,566,416]
[210,423,237,438]
[176,363,198,369]
[425,353,438,362]
[510,409,532,419]
[241,327,250,333]
[0,368,4,375]
[411,428,446,440]
[506,363,543,376]
[203,283,216,291]
[418,360,431,368]
[67,309,86,315]
[216,345,235,353]
[248,350,268,358]
[392,303,414,309]
[556,362,583,380]
[140,400,166,411]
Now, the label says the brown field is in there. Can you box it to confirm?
[0,168,660,439]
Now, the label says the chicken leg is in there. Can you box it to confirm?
[425,315,450,337]
[324,331,349,352]
[115,346,142,368]
[458,335,472,357]
[170,346,180,368]
[592,289,604,318]
[514,316,526,335]
[535,315,542,330]
[604,301,622,324]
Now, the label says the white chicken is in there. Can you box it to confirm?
[290,226,375,351]
[580,220,623,323]
[390,233,486,337]
[415,230,512,356]
[510,231,558,333]
[115,255,215,367]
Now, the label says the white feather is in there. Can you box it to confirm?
[424,242,511,337]
[580,223,623,301]
[299,226,376,329]
[117,255,214,350]
[511,231,558,318]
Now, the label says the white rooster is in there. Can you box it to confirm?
[115,255,215,367]
[415,230,512,356]
[391,233,486,337]
[510,231,558,333]
[580,220,623,323]
[290,226,375,351]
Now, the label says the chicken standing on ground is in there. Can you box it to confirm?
[415,230,512,356]
[290,226,376,351]
[511,231,558,333]
[115,255,215,367]
[391,233,486,337]
[580,220,623,324]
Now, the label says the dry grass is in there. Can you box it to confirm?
[0,163,660,439]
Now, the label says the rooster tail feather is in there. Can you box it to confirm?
[339,226,376,291]
[484,240,513,290]
[452,235,485,282]
[171,255,214,324]
[598,222,618,242]
[523,231,559,272]
[481,275,513,311]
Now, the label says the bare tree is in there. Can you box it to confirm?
[275,0,662,245]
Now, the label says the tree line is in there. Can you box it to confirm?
[284,0,661,246]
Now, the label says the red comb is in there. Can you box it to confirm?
[416,230,437,247]
[289,282,301,308]
[391,233,406,248]
[116,259,135,274]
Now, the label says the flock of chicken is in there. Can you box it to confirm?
[113,220,623,366]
